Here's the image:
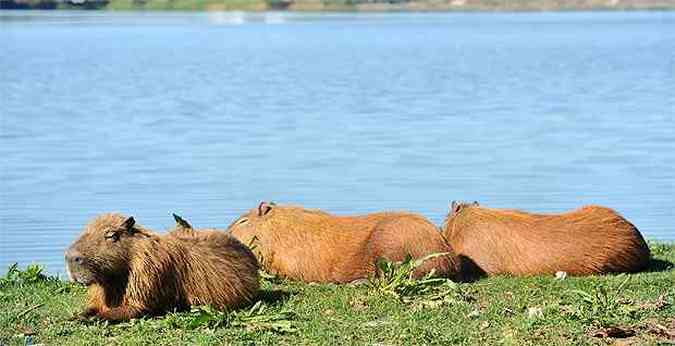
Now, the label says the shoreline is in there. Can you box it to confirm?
[3,0,675,12]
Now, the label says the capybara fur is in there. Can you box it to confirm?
[441,202,651,278]
[227,202,460,283]
[65,213,260,322]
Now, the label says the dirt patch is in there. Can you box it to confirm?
[638,294,670,311]
[589,319,675,343]
[591,326,636,338]
[645,320,675,341]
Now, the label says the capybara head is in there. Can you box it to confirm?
[65,213,149,285]
[449,200,480,217]
[227,201,277,242]
[442,201,479,231]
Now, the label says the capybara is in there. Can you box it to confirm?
[441,201,651,278]
[65,213,260,322]
[226,202,460,283]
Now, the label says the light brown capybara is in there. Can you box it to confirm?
[65,213,260,322]
[226,202,460,283]
[441,201,651,278]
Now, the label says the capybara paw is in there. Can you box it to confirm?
[69,313,92,323]
[70,307,98,322]
[96,311,123,322]
[97,307,140,322]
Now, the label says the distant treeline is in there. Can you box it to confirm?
[1,0,106,9]
[2,0,675,11]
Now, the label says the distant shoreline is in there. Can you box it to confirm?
[2,0,675,12]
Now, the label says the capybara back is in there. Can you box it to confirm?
[442,202,650,277]
[228,202,459,283]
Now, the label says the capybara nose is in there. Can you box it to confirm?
[65,248,84,265]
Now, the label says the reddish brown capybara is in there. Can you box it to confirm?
[226,202,460,283]
[441,201,651,278]
[65,213,260,322]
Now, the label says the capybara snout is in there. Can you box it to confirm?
[64,248,87,284]
[65,214,136,286]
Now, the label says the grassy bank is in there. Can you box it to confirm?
[1,243,674,345]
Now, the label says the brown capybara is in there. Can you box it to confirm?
[65,213,260,322]
[226,202,460,283]
[441,201,651,278]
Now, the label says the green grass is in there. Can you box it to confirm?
[1,244,673,345]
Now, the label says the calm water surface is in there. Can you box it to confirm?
[1,11,674,275]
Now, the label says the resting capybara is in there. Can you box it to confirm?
[441,201,651,278]
[65,213,260,322]
[226,202,460,283]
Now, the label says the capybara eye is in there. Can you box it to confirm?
[236,218,249,225]
[104,231,120,242]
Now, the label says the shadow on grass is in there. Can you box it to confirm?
[645,258,674,273]
[456,254,673,280]
[457,255,487,283]
[256,289,294,306]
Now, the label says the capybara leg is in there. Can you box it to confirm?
[81,306,99,318]
[97,305,143,322]
[410,254,455,280]
[69,306,98,321]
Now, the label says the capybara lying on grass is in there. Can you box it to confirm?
[227,202,459,283]
[441,202,651,278]
[65,213,259,322]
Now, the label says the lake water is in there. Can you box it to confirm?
[1,11,674,275]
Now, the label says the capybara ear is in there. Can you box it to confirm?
[104,229,121,242]
[173,213,192,229]
[451,201,462,215]
[121,216,136,232]
[472,201,479,206]
[258,202,274,216]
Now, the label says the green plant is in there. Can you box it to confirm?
[0,263,50,287]
[566,275,638,326]
[649,242,673,257]
[369,253,456,300]
[231,301,296,333]
[157,301,296,333]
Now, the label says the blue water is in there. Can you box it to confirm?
[1,11,674,275]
